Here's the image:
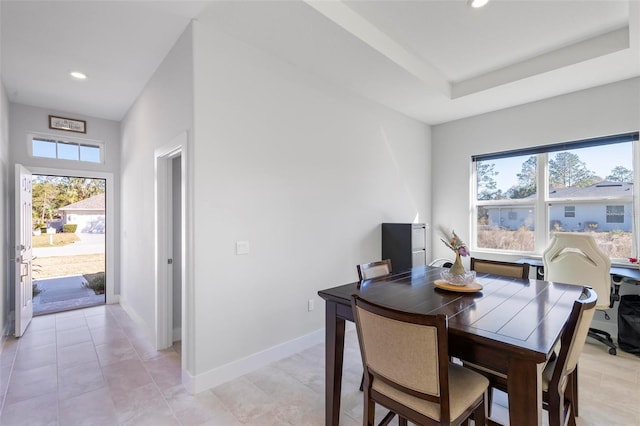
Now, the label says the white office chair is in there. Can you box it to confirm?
[543,232,617,355]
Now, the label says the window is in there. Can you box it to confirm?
[30,135,103,163]
[474,153,536,251]
[606,205,624,223]
[472,132,638,259]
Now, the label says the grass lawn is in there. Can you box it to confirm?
[33,254,105,279]
[33,233,79,248]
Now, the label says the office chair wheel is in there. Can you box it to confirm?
[609,347,617,355]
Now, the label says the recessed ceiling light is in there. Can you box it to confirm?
[70,71,87,80]
[469,0,489,8]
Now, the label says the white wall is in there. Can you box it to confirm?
[119,27,194,339]
[0,82,10,336]
[190,13,430,385]
[431,77,640,336]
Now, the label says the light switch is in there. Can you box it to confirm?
[236,241,250,255]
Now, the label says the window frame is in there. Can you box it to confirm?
[28,133,104,164]
[471,132,639,261]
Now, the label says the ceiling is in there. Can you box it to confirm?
[2,0,638,125]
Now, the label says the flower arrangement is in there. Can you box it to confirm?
[440,229,468,258]
[440,228,469,277]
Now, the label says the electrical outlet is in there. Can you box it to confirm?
[308,299,314,312]
[236,241,250,255]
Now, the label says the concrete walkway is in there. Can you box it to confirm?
[33,275,104,316]
[32,232,106,315]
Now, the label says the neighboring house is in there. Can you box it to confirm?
[484,181,633,232]
[56,193,105,233]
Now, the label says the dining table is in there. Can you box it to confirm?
[318,265,585,426]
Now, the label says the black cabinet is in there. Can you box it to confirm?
[381,223,426,272]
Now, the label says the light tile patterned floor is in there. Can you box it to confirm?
[0,304,639,425]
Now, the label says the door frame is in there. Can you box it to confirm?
[27,166,117,305]
[155,131,193,385]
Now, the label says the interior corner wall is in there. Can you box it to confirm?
[191,16,430,382]
[1,81,10,336]
[119,26,193,338]
[431,77,640,262]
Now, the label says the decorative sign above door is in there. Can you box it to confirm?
[48,115,86,133]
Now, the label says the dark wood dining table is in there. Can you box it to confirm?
[318,265,585,426]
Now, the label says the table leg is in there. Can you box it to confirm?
[507,359,543,426]
[325,301,346,426]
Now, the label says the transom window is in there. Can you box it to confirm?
[30,134,103,163]
[472,132,638,260]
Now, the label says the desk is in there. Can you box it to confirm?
[318,266,584,426]
[518,257,640,282]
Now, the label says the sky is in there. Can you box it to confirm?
[489,142,634,193]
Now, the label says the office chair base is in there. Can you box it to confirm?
[588,328,617,355]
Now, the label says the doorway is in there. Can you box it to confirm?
[155,131,195,391]
[26,166,117,313]
[31,174,106,315]
[155,133,185,350]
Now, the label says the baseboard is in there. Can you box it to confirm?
[3,311,15,339]
[118,298,154,343]
[183,328,324,395]
[0,319,9,346]
[106,294,120,304]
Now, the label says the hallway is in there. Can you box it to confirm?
[0,304,339,425]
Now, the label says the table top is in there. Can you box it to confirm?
[319,266,584,363]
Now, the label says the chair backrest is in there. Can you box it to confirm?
[470,258,530,279]
[357,259,392,281]
[543,232,611,309]
[549,287,597,391]
[351,295,452,419]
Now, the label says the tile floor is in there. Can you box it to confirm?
[0,303,639,425]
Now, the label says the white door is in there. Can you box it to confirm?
[15,164,33,337]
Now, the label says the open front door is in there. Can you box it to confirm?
[15,164,33,337]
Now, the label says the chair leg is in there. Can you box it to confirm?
[546,390,563,426]
[473,395,487,426]
[566,368,579,419]
[588,328,617,355]
[360,372,364,391]
[363,391,375,426]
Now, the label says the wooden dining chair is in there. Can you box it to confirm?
[356,259,393,392]
[351,294,489,426]
[357,259,392,281]
[470,258,530,279]
[464,287,597,426]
